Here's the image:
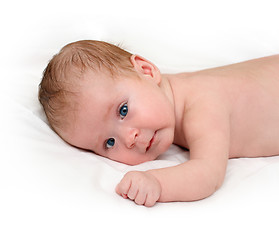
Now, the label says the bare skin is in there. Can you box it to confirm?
[143,54,279,205]
[62,54,279,207]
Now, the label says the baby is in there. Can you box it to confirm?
[39,40,279,207]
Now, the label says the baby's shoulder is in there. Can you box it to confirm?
[170,71,229,104]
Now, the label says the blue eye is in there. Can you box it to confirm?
[119,103,128,119]
[105,138,115,149]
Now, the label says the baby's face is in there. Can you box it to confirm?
[64,70,175,165]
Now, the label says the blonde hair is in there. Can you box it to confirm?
[38,40,134,134]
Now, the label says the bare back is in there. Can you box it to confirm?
[169,54,279,158]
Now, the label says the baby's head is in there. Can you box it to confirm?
[39,40,175,165]
[39,40,134,133]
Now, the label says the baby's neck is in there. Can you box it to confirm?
[161,72,191,147]
[160,74,175,108]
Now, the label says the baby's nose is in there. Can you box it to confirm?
[124,128,139,149]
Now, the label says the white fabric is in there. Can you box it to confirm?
[1,0,279,239]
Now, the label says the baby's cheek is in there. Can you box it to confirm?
[106,151,132,165]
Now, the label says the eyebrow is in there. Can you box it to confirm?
[95,134,105,153]
[103,102,115,121]
[102,91,121,122]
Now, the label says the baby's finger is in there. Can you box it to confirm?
[127,182,139,200]
[144,194,157,207]
[115,178,131,196]
[135,192,147,205]
[121,193,128,199]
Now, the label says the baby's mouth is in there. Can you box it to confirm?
[146,131,157,152]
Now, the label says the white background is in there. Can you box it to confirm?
[1,0,279,239]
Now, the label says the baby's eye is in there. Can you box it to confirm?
[105,138,115,149]
[119,103,128,119]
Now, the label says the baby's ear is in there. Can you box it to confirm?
[130,55,161,84]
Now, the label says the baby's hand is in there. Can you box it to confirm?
[115,171,161,207]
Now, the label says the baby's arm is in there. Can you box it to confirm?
[116,98,230,206]
[156,99,230,202]
[149,132,229,202]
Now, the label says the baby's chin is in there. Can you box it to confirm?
[125,144,173,166]
[113,152,163,166]
[113,157,151,166]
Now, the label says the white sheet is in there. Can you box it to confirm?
[1,0,279,239]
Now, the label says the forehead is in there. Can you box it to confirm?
[65,71,121,151]
[82,69,115,89]
[79,68,140,99]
